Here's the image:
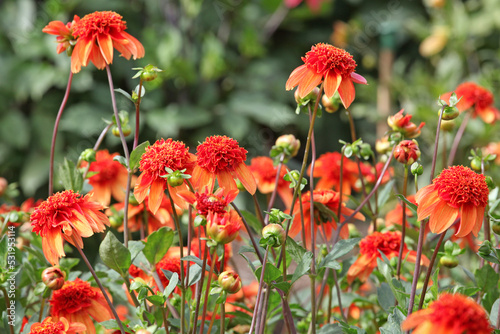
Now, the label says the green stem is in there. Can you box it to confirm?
[446,110,470,168]
[396,164,409,279]
[431,105,446,180]
[133,78,143,150]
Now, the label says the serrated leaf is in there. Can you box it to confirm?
[143,227,174,266]
[292,251,313,284]
[58,158,84,192]
[130,141,149,171]
[99,232,131,277]
[379,307,405,334]
[163,272,179,297]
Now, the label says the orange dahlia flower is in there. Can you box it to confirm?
[289,190,364,248]
[83,150,129,206]
[192,136,256,195]
[178,186,238,216]
[309,152,360,195]
[347,231,429,284]
[134,138,196,214]
[441,82,500,124]
[401,293,493,334]
[30,190,109,265]
[28,316,86,334]
[360,162,393,186]
[68,11,144,73]
[42,16,79,55]
[249,156,293,207]
[50,278,113,334]
[206,210,242,244]
[416,166,489,237]
[286,43,367,109]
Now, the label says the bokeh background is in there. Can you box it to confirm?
[1,0,500,201]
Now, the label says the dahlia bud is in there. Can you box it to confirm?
[206,211,240,244]
[321,94,340,113]
[78,148,96,164]
[0,177,8,197]
[112,124,132,137]
[42,267,66,290]
[387,109,424,139]
[411,162,424,176]
[375,136,392,154]
[394,140,421,165]
[261,224,286,247]
[218,271,242,294]
[440,119,455,132]
[439,255,458,268]
[295,87,320,105]
[440,106,459,120]
[140,64,161,82]
[275,135,301,158]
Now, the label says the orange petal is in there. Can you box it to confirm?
[77,37,93,67]
[192,166,215,193]
[285,65,309,91]
[338,77,355,109]
[217,171,238,192]
[323,70,341,98]
[428,202,459,234]
[455,204,477,238]
[234,163,257,195]
[89,44,106,69]
[472,206,485,236]
[297,70,323,98]
[97,33,114,64]
[148,178,165,214]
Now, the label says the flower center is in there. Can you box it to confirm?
[139,139,192,177]
[72,11,127,39]
[31,321,65,334]
[51,279,96,314]
[359,232,402,258]
[303,43,357,78]
[433,166,489,208]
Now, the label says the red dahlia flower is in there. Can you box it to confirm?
[249,156,293,207]
[69,11,145,73]
[346,231,429,284]
[401,293,493,334]
[42,16,79,55]
[286,43,367,109]
[441,82,499,124]
[134,138,196,214]
[83,150,129,206]
[416,166,489,237]
[50,278,113,334]
[309,152,360,195]
[28,316,86,334]
[206,210,242,244]
[289,190,364,248]
[177,187,239,217]
[192,136,256,195]
[30,190,109,265]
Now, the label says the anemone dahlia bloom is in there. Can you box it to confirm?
[177,187,239,217]
[68,11,145,73]
[134,138,196,214]
[309,152,360,195]
[50,278,113,334]
[401,293,493,334]
[416,166,489,237]
[346,231,429,284]
[83,150,129,206]
[441,82,499,124]
[206,210,242,244]
[42,15,79,55]
[249,156,293,207]
[289,190,364,248]
[286,43,367,109]
[30,190,109,265]
[192,136,256,195]
[28,316,86,334]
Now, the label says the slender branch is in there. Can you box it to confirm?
[308,106,317,334]
[49,71,73,195]
[231,203,264,263]
[264,153,285,225]
[430,105,446,180]
[191,235,208,334]
[396,165,409,279]
[249,247,269,334]
[407,220,427,316]
[447,112,471,167]
[133,78,143,149]
[418,232,446,310]
[199,250,217,334]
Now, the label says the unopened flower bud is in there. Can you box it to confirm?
[218,271,242,294]
[439,255,458,268]
[79,149,96,164]
[470,157,483,172]
[394,140,421,165]
[321,94,340,113]
[275,135,301,158]
[112,124,132,137]
[0,177,8,197]
[388,109,424,139]
[207,211,240,244]
[295,87,320,104]
[167,174,184,187]
[411,162,424,176]
[140,65,160,82]
[135,330,152,334]
[375,136,392,154]
[440,119,455,132]
[262,224,286,247]
[440,106,459,120]
[42,267,66,290]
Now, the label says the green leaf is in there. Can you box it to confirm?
[142,227,174,266]
[99,232,131,277]
[114,88,133,102]
[146,294,166,306]
[181,255,211,271]
[377,283,396,311]
[475,264,500,295]
[128,240,145,262]
[163,272,179,297]
[379,307,405,334]
[113,155,128,169]
[286,237,306,264]
[271,281,291,294]
[130,141,149,171]
[254,263,282,284]
[292,251,313,284]
[240,210,263,234]
[377,180,396,208]
[187,264,202,287]
[58,158,83,192]
[491,299,500,327]
[395,194,418,215]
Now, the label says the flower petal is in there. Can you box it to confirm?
[455,204,477,238]
[338,77,355,109]
[297,70,323,98]
[234,163,257,195]
[97,33,114,64]
[148,178,165,214]
[350,72,367,85]
[323,70,341,98]
[428,201,458,234]
[285,65,308,91]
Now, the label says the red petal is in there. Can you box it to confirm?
[148,178,165,214]
[350,72,367,85]
[323,70,341,98]
[338,78,355,109]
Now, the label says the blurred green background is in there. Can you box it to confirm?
[1,0,500,202]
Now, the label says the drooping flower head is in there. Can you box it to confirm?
[28,316,86,334]
[192,136,256,195]
[249,156,293,207]
[289,190,364,248]
[69,11,145,73]
[441,82,499,124]
[206,210,242,244]
[83,150,129,206]
[50,278,113,334]
[178,187,238,217]
[134,138,196,214]
[309,152,360,195]
[30,190,110,265]
[42,15,79,55]
[387,109,425,139]
[286,43,367,109]
[416,166,489,237]
[401,293,493,334]
[346,231,429,284]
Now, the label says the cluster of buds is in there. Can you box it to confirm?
[439,240,464,268]
[294,87,321,115]
[270,134,301,164]
[394,140,421,165]
[387,109,425,139]
[468,148,496,172]
[42,267,66,290]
